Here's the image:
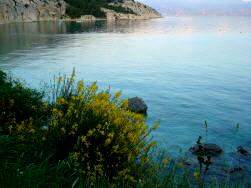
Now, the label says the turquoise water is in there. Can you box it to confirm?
[0,17,251,156]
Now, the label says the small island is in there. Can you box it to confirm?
[0,0,161,24]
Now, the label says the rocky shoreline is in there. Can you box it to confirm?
[0,0,161,24]
[182,137,251,185]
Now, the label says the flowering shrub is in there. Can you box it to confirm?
[0,69,159,185]
[47,72,159,183]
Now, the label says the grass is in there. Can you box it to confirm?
[0,69,247,187]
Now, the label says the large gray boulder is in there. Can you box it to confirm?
[189,143,223,156]
[128,97,147,114]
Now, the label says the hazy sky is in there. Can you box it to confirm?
[139,0,251,5]
[138,0,251,14]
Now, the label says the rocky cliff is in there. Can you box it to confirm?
[104,0,161,20]
[0,0,66,24]
[0,0,160,24]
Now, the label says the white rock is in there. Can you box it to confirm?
[80,15,96,21]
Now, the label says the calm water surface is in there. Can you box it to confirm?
[0,17,251,156]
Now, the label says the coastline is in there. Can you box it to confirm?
[0,15,162,25]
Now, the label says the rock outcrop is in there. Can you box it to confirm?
[80,15,96,21]
[103,0,161,20]
[128,97,148,114]
[0,0,66,24]
[189,143,223,156]
[237,146,251,157]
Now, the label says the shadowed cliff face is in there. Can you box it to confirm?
[0,0,66,24]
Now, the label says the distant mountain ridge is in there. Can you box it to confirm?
[0,0,161,24]
[139,0,251,16]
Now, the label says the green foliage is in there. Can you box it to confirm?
[64,0,136,18]
[0,135,189,188]
[65,0,106,18]
[0,70,6,84]
[105,5,136,15]
[0,70,47,135]
[0,69,160,186]
[0,138,74,188]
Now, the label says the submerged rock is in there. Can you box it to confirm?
[237,146,251,156]
[229,167,243,174]
[189,143,223,156]
[128,97,147,114]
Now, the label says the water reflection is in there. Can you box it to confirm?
[0,20,145,54]
[1,17,251,55]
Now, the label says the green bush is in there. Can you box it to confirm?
[0,69,159,185]
[0,70,47,136]
[64,0,136,19]
[66,5,83,18]
[105,5,136,15]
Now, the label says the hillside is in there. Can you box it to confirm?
[0,0,161,24]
